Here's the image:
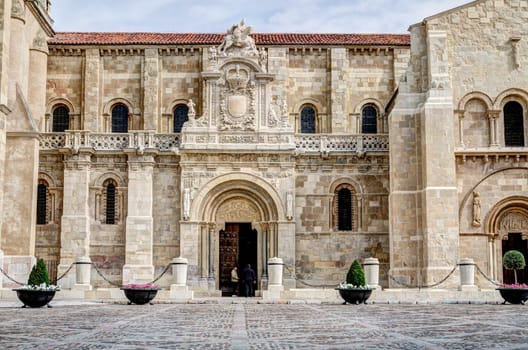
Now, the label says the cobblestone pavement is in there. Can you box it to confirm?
[1,301,528,349]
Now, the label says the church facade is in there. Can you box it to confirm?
[1,0,527,295]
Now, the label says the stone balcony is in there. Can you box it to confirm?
[39,131,389,154]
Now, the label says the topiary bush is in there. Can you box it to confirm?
[503,250,526,284]
[27,258,50,286]
[346,259,366,287]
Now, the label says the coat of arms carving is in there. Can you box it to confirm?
[219,64,256,131]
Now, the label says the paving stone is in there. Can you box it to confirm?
[0,302,527,349]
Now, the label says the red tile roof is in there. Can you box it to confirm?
[49,32,410,46]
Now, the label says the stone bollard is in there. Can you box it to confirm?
[268,257,283,286]
[171,257,188,286]
[459,258,476,291]
[73,256,92,291]
[363,257,380,289]
[170,257,193,300]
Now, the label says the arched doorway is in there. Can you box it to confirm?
[216,197,261,296]
[185,173,287,295]
[488,197,528,283]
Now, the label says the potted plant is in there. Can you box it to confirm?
[13,258,60,308]
[498,250,528,304]
[336,259,373,304]
[121,283,161,305]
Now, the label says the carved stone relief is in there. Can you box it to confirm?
[218,64,256,131]
[498,211,528,239]
[216,198,261,222]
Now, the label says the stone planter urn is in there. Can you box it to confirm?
[121,284,160,305]
[335,288,373,305]
[497,288,528,305]
[13,289,57,308]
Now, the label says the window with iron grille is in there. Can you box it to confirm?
[173,104,189,132]
[52,106,70,132]
[504,101,524,147]
[300,106,316,133]
[36,183,48,225]
[337,188,352,231]
[362,105,377,134]
[111,104,129,133]
[106,182,116,225]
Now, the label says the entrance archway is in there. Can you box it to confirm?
[188,173,286,294]
[487,196,528,283]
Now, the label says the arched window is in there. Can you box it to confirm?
[173,104,189,133]
[300,105,316,133]
[337,188,352,231]
[111,104,129,133]
[52,106,70,132]
[504,101,524,147]
[36,182,48,225]
[105,182,116,225]
[362,105,378,134]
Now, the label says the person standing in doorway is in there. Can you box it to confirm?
[230,266,239,296]
[242,264,256,297]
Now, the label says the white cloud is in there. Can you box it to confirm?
[52,0,471,33]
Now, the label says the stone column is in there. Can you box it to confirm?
[170,256,193,300]
[262,257,284,300]
[83,49,100,131]
[363,257,380,289]
[28,30,48,130]
[122,152,155,284]
[208,226,215,290]
[59,151,93,288]
[142,48,159,131]
[74,256,92,290]
[459,258,477,291]
[488,110,500,147]
[329,48,348,133]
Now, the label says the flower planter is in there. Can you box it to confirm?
[121,288,159,305]
[13,289,57,308]
[336,288,373,304]
[497,288,528,305]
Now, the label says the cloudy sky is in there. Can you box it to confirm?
[51,0,471,34]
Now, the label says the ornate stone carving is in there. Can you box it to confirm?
[216,198,260,222]
[218,19,258,57]
[258,48,268,72]
[286,191,293,220]
[219,64,256,131]
[499,212,528,236]
[32,30,48,52]
[471,191,481,227]
[11,0,25,19]
[183,188,191,220]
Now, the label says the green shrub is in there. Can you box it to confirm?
[27,258,50,286]
[346,259,366,287]
[503,250,526,284]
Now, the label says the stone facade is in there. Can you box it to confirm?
[1,1,528,294]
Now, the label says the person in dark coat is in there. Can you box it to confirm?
[242,264,256,297]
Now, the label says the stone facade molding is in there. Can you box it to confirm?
[457,91,493,111]
[486,195,528,240]
[493,88,528,110]
[190,172,285,222]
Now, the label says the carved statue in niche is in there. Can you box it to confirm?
[218,19,258,57]
[183,188,191,220]
[472,191,481,227]
[286,191,293,220]
[258,48,268,71]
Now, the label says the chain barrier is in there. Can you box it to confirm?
[55,262,75,283]
[149,262,172,284]
[386,264,459,289]
[91,263,122,288]
[0,266,25,286]
[282,264,345,288]
[474,264,502,286]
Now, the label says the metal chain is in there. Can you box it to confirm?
[0,266,25,285]
[474,264,501,286]
[282,264,343,288]
[380,264,459,289]
[55,262,75,283]
[149,262,172,284]
[91,263,122,288]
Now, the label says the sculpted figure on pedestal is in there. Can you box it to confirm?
[218,19,258,57]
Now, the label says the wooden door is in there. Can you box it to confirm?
[219,224,239,295]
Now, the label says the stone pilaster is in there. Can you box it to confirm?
[8,2,27,105]
[58,151,92,288]
[329,48,347,133]
[142,48,159,131]
[122,152,155,284]
[83,48,100,131]
[267,48,288,123]
[277,222,296,289]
